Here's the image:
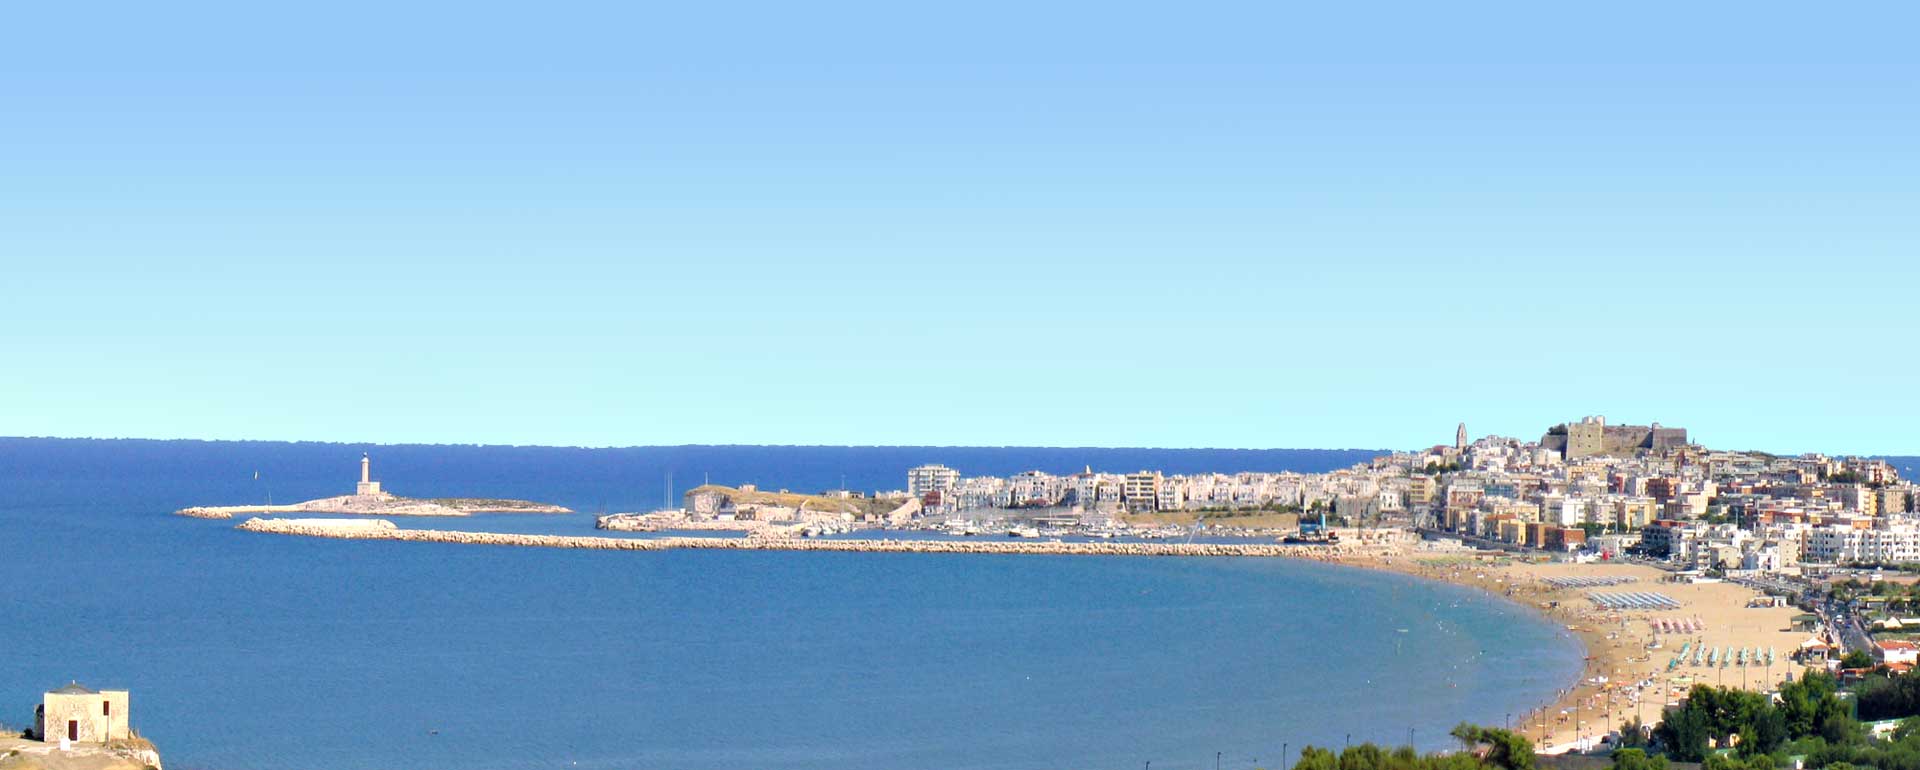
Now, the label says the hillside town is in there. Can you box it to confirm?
[882,416,1918,575]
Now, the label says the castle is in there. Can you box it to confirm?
[1539,416,1688,459]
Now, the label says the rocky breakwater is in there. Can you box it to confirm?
[237,518,1404,560]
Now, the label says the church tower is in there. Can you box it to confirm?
[356,453,383,496]
[1455,423,1468,451]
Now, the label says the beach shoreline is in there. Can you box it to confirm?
[1351,555,1809,753]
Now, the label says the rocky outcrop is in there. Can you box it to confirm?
[0,737,162,770]
[176,493,570,519]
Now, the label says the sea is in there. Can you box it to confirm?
[0,438,1590,770]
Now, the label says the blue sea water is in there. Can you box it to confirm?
[0,438,1582,770]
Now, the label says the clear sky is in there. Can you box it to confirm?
[3,2,1916,454]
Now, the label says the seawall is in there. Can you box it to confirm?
[235,518,1400,559]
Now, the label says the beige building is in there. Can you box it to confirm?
[1406,475,1437,505]
[1881,487,1913,516]
[1122,471,1162,513]
[1614,497,1656,530]
[1490,500,1540,523]
[37,682,130,744]
[1496,518,1526,544]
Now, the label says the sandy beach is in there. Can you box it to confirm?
[1372,557,1810,753]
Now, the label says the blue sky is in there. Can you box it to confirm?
[3,2,1916,454]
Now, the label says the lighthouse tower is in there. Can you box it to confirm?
[356,453,382,496]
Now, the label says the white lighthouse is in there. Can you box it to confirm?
[356,453,383,496]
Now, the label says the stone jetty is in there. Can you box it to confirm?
[236,518,1398,559]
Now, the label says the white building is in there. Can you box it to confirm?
[1803,525,1920,566]
[907,464,961,498]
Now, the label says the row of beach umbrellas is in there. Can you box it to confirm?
[1588,591,1680,610]
[1546,575,1639,588]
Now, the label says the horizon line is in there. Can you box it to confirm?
[0,434,1393,453]
[5,434,1919,460]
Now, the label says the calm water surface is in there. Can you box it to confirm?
[0,439,1581,770]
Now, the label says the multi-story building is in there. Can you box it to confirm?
[1155,479,1185,512]
[1406,475,1437,507]
[1803,525,1920,566]
[1613,496,1657,530]
[907,464,961,498]
[1122,471,1162,513]
[1640,520,1695,559]
[1543,526,1587,552]
[1881,487,1913,516]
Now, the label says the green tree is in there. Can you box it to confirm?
[1617,718,1649,749]
[1610,748,1669,770]
[1340,743,1387,770]
[1656,699,1714,762]
[1843,650,1876,670]
[1781,671,1857,744]
[1447,724,1535,770]
[1297,746,1339,770]
[1893,716,1920,743]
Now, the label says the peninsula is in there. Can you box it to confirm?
[174,453,570,519]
